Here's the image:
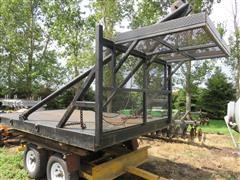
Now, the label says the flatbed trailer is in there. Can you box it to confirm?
[0,1,229,179]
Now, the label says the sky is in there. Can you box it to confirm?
[209,0,240,79]
[210,0,239,43]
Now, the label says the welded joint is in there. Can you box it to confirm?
[170,60,187,77]
[114,40,139,73]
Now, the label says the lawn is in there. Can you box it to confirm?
[0,148,27,180]
[201,119,229,134]
[202,119,240,137]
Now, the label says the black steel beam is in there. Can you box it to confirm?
[164,63,167,90]
[103,38,146,59]
[0,117,95,151]
[75,101,95,108]
[143,58,147,124]
[95,25,103,145]
[115,13,206,44]
[57,68,95,128]
[146,54,158,67]
[170,60,186,76]
[167,65,172,123]
[146,43,217,56]
[19,70,91,120]
[114,40,139,73]
[160,2,191,22]
[103,86,170,95]
[100,118,169,149]
[103,60,144,107]
[155,38,195,60]
[111,46,116,89]
[153,59,168,65]
[19,53,113,120]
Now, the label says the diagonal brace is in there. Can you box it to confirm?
[114,40,139,73]
[170,60,186,77]
[57,68,95,128]
[156,38,195,60]
[104,60,144,107]
[19,54,113,121]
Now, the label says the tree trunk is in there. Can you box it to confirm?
[235,29,240,98]
[27,0,34,98]
[7,52,13,97]
[237,58,240,98]
[234,0,240,98]
[185,61,192,113]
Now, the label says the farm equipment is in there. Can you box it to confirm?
[0,98,40,111]
[148,110,209,141]
[0,0,229,179]
[0,98,41,146]
[225,99,240,148]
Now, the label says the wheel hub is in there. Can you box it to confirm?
[51,162,65,180]
[26,150,37,173]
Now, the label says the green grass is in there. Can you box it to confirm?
[201,120,229,134]
[0,148,27,180]
[201,119,240,137]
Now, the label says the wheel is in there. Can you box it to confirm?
[47,154,79,180]
[24,145,47,179]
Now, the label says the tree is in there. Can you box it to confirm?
[175,0,220,113]
[227,0,240,98]
[0,0,63,98]
[200,68,235,119]
[131,0,172,28]
[41,0,96,78]
[174,85,204,112]
[93,0,134,39]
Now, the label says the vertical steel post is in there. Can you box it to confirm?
[111,46,116,90]
[95,25,103,145]
[167,65,172,123]
[143,58,147,124]
[164,63,167,90]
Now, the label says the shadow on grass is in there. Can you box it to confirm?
[141,136,223,151]
[119,156,240,180]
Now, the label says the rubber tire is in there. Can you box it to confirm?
[24,145,47,179]
[47,154,79,180]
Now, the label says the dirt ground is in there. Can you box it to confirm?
[121,134,240,180]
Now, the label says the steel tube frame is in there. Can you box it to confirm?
[95,25,103,145]
[103,59,144,107]
[143,58,147,124]
[19,69,92,120]
[20,53,113,120]
[103,38,146,59]
[167,65,172,123]
[170,60,186,77]
[155,37,195,60]
[57,68,96,128]
[146,43,217,56]
[114,40,139,73]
